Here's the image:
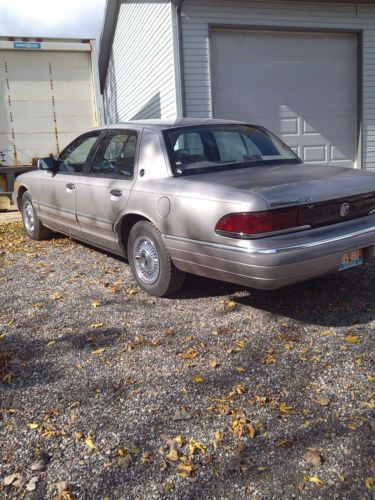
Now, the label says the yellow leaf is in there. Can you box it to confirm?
[192,375,203,383]
[49,291,61,301]
[126,288,137,296]
[177,463,194,477]
[180,348,198,360]
[174,435,185,446]
[347,424,356,431]
[345,334,359,344]
[365,477,373,491]
[166,447,179,462]
[367,375,375,382]
[234,339,246,349]
[75,432,82,442]
[306,476,323,487]
[85,438,97,449]
[90,322,104,329]
[209,359,219,368]
[363,402,375,409]
[91,348,105,355]
[235,366,246,373]
[279,403,293,414]
[320,330,333,337]
[188,438,206,456]
[91,300,101,308]
[28,423,39,429]
[315,396,330,407]
[222,300,237,309]
[47,340,55,347]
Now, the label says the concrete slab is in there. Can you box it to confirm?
[0,210,21,223]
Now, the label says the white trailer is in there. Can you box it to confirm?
[0,36,102,208]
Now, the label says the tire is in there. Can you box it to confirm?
[21,192,53,240]
[128,221,185,297]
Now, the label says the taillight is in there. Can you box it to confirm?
[215,208,298,237]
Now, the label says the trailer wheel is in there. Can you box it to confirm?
[21,192,52,240]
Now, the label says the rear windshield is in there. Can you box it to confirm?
[163,124,301,176]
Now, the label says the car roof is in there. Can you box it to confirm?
[101,117,245,131]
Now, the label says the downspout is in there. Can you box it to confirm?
[173,0,186,117]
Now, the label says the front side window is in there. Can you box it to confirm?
[164,125,300,176]
[58,134,99,173]
[90,131,137,178]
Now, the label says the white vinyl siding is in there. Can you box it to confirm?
[181,0,375,170]
[103,0,177,122]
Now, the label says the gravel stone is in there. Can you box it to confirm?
[0,222,374,499]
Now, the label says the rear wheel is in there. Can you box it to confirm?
[128,221,185,297]
[21,192,53,240]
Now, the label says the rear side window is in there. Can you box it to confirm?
[90,131,137,178]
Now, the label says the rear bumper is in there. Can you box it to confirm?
[163,216,375,289]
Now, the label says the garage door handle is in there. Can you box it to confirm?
[66,183,75,190]
[110,189,122,197]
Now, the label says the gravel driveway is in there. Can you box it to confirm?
[0,221,374,499]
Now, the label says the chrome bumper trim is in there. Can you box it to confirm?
[164,225,375,255]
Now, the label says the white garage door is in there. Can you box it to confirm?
[211,30,357,167]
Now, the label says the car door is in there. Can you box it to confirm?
[37,131,102,237]
[76,129,138,252]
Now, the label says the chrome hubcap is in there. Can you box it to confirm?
[133,236,160,284]
[23,201,35,232]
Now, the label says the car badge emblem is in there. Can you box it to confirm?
[340,202,350,217]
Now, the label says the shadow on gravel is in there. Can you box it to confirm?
[176,264,375,328]
[2,328,124,390]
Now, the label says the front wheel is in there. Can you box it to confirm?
[21,192,53,240]
[128,221,185,297]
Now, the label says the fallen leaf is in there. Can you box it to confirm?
[276,439,294,448]
[28,423,39,429]
[90,322,104,329]
[177,463,194,477]
[91,348,105,355]
[26,476,38,492]
[180,348,198,360]
[315,396,330,407]
[303,449,322,467]
[279,403,293,414]
[3,473,21,486]
[345,334,359,344]
[209,359,219,368]
[166,447,179,462]
[305,476,323,487]
[188,438,206,456]
[91,300,101,308]
[85,438,97,450]
[320,330,334,337]
[235,366,246,373]
[365,477,373,491]
[222,300,237,309]
[192,375,203,383]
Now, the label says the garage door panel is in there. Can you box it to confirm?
[211,30,356,167]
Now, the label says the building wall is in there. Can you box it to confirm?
[103,0,177,122]
[181,0,375,170]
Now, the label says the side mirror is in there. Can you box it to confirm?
[37,157,59,172]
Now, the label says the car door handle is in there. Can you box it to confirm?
[66,183,75,190]
[110,189,122,197]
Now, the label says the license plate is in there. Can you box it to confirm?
[338,249,363,271]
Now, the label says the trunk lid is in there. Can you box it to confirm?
[190,163,375,227]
